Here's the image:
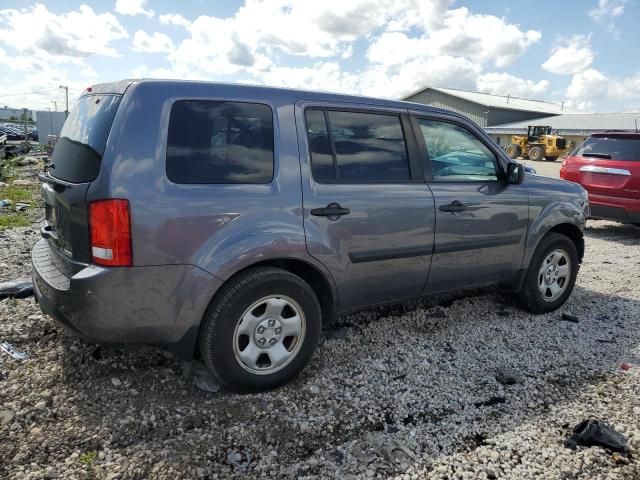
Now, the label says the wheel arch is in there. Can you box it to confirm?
[203,257,337,329]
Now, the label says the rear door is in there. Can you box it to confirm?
[295,102,436,312]
[411,113,529,293]
[40,93,122,267]
[566,134,640,200]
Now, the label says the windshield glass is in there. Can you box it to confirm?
[51,94,121,182]
[573,136,640,161]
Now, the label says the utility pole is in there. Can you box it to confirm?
[59,85,69,118]
[52,101,57,112]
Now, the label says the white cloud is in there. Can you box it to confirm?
[477,72,550,97]
[567,68,609,99]
[426,7,541,68]
[542,35,594,75]
[589,0,627,22]
[115,0,154,18]
[159,13,192,29]
[566,68,640,111]
[0,4,127,58]
[131,31,174,54]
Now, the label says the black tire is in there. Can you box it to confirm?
[199,267,322,392]
[506,144,521,159]
[517,233,579,314]
[545,156,558,162]
[529,146,544,161]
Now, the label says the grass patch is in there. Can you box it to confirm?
[0,170,41,230]
[0,213,30,228]
[78,450,98,466]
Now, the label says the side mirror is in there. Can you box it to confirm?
[507,162,525,184]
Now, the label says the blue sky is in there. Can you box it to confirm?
[0,0,636,112]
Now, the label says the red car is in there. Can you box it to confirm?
[560,132,640,226]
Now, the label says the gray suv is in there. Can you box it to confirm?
[32,80,588,391]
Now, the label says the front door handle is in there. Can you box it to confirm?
[310,203,351,218]
[439,200,467,213]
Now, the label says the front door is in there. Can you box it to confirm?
[412,114,529,293]
[295,103,436,312]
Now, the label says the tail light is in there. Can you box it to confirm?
[88,199,132,267]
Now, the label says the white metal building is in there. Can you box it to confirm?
[402,86,581,127]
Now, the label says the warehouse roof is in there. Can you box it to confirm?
[485,112,640,136]
[403,86,582,115]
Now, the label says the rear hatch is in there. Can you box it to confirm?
[563,133,640,199]
[40,93,122,269]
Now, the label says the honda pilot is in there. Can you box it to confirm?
[33,80,589,391]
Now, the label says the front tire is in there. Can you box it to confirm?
[517,233,579,313]
[506,144,521,159]
[529,146,544,161]
[199,267,322,392]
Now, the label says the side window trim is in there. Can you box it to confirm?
[303,106,422,184]
[411,114,506,183]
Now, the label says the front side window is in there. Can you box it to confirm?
[166,100,274,184]
[305,109,410,183]
[417,119,499,182]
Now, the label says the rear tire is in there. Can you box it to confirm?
[199,267,322,392]
[545,156,558,162]
[506,144,521,159]
[529,146,544,161]
[517,233,579,314]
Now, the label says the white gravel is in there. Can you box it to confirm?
[1,162,639,479]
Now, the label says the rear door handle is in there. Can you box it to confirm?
[439,200,467,213]
[310,203,351,218]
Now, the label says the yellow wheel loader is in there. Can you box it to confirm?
[505,125,567,162]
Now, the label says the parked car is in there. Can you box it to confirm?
[33,80,589,391]
[560,132,640,226]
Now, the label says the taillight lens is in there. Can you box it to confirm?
[88,199,132,267]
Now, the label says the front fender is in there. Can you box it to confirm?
[523,199,587,269]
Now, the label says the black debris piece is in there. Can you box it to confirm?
[565,419,628,453]
[561,313,580,323]
[474,396,506,407]
[0,278,34,299]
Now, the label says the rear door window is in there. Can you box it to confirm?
[573,136,640,161]
[305,109,410,183]
[166,100,274,184]
[51,94,121,183]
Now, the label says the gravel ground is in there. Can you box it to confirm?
[1,162,640,479]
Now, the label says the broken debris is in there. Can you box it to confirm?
[0,341,28,361]
[565,419,628,453]
[0,278,34,299]
[561,313,580,323]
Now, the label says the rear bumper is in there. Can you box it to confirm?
[32,238,222,357]
[588,194,640,224]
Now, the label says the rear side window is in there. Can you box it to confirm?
[573,136,640,161]
[51,94,121,183]
[166,101,274,184]
[305,109,410,183]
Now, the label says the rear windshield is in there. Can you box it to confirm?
[50,94,121,183]
[572,136,640,161]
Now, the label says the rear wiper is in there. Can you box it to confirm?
[582,153,611,159]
